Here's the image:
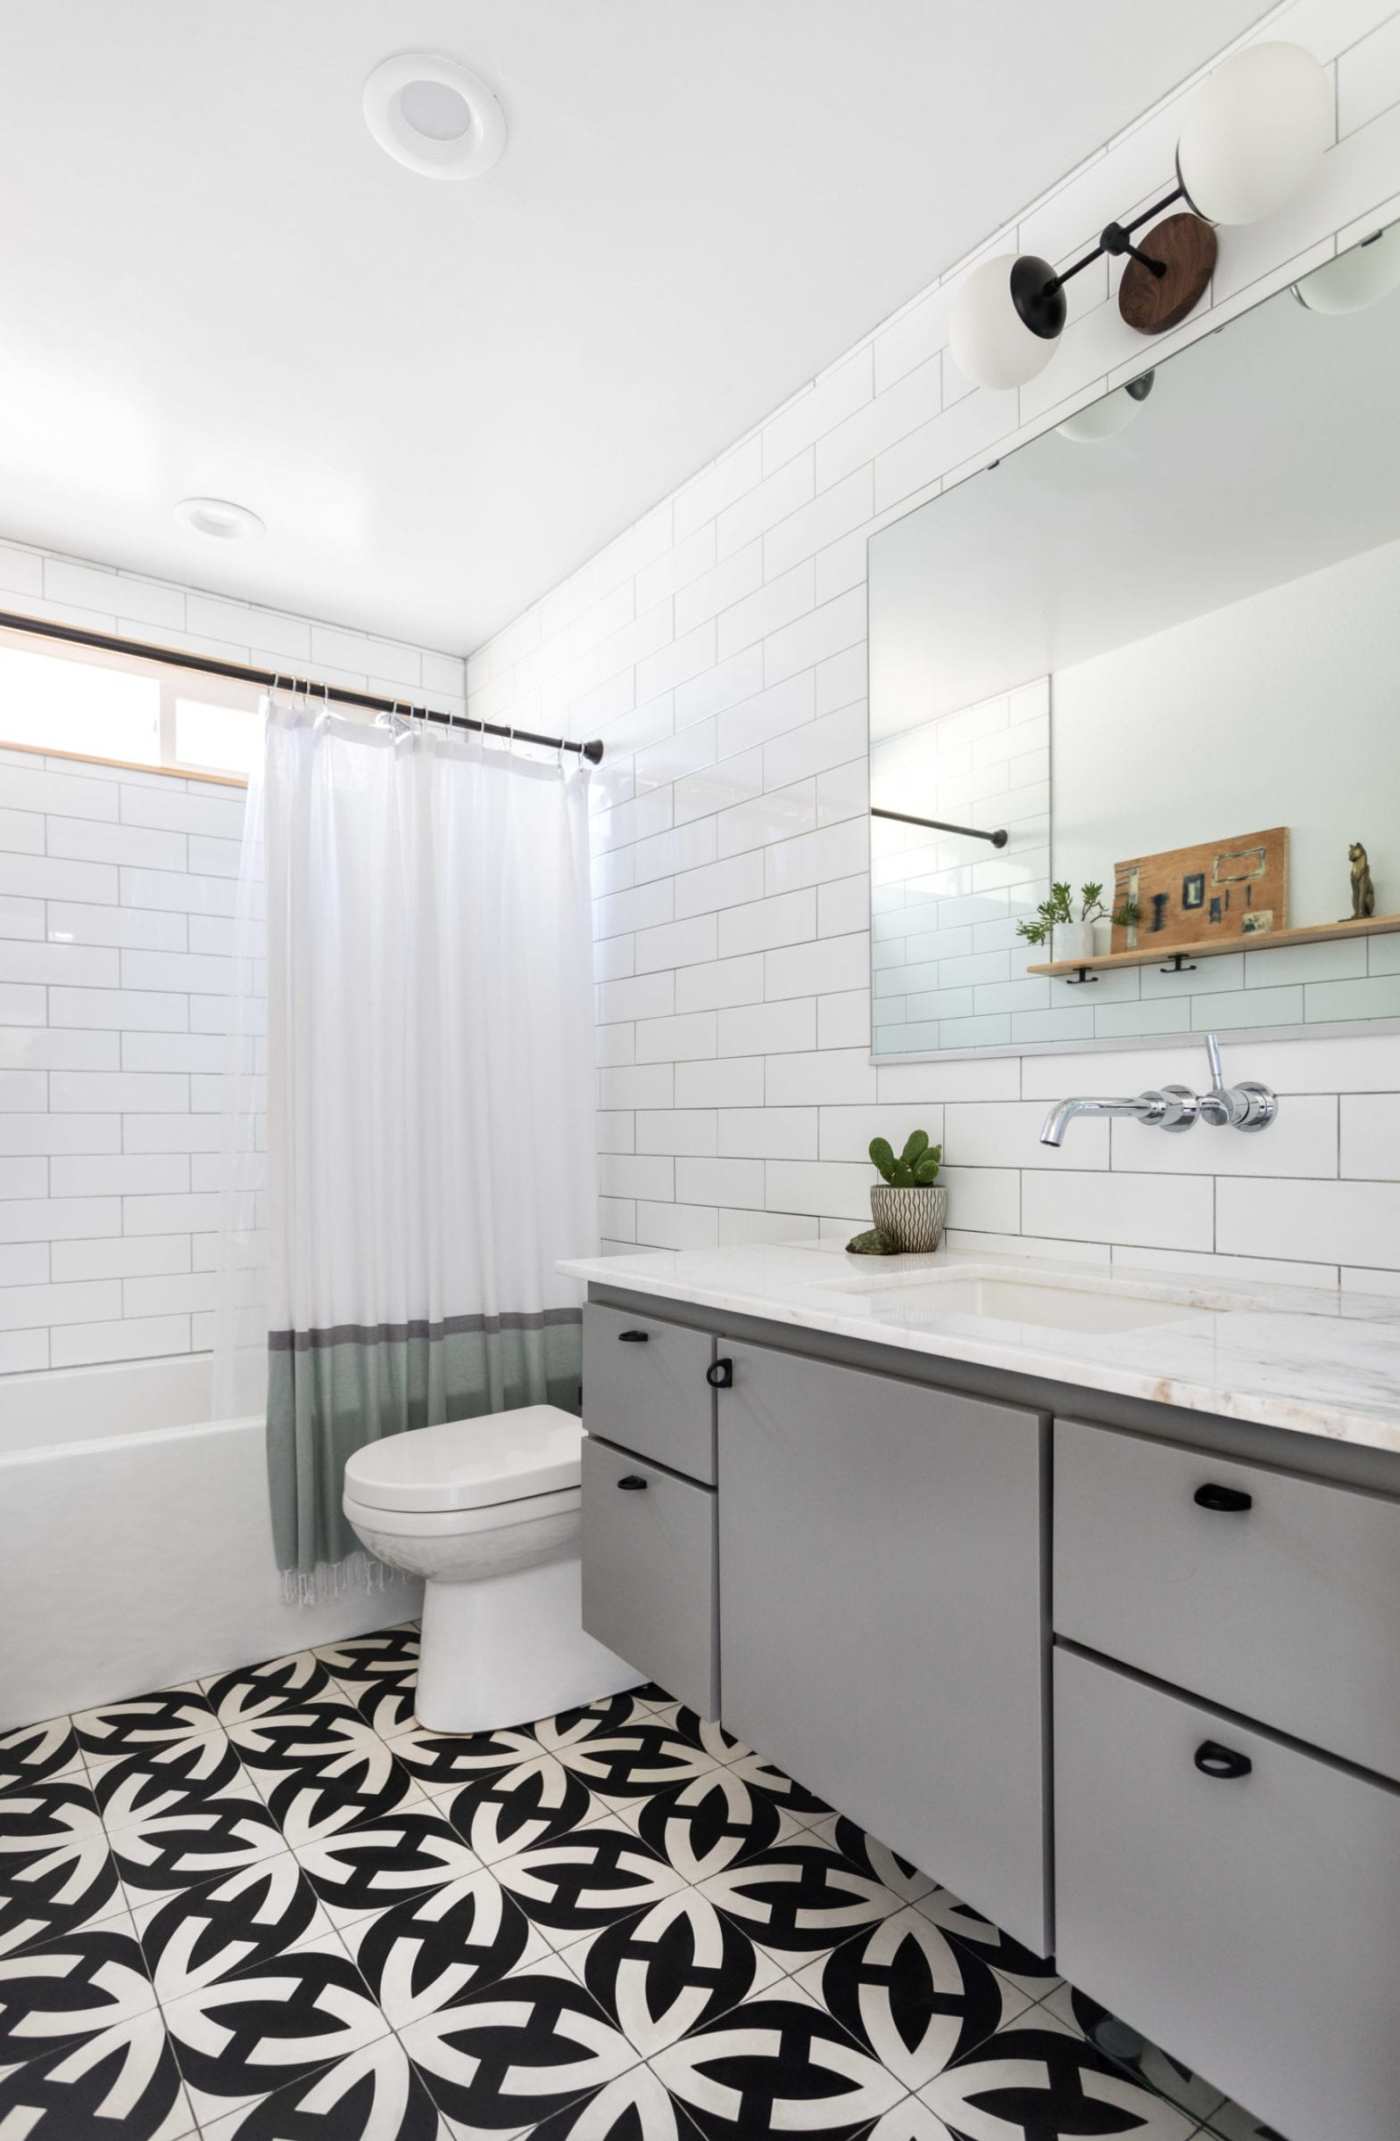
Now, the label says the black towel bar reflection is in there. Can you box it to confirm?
[871,807,1009,848]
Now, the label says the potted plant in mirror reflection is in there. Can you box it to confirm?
[848,1131,945,1255]
[1016,881,1141,963]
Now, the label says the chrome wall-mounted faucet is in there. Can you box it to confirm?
[1038,1031,1278,1148]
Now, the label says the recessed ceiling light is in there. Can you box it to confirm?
[174,496,266,541]
[363,52,507,180]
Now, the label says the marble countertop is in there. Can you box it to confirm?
[559,1241,1400,1457]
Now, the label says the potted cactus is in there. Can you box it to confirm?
[864,1129,946,1254]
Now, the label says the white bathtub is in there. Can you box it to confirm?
[0,1353,420,1730]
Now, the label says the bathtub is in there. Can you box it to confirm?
[0,1352,420,1730]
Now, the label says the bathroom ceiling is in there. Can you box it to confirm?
[0,0,1272,656]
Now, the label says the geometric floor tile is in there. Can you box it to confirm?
[161,1929,391,2126]
[70,1687,218,1758]
[558,1887,784,2056]
[439,1751,600,1866]
[202,1651,342,1731]
[398,1951,640,2135]
[0,1778,123,1960]
[293,1809,482,1927]
[87,1729,258,1835]
[494,1823,688,1948]
[0,1715,85,1793]
[652,1979,907,2140]
[694,1835,904,1963]
[0,2005,195,2140]
[131,1854,335,2002]
[0,1649,1272,2141]
[0,1916,158,2066]
[341,1868,550,2027]
[198,2032,450,2139]
[794,1905,1034,2090]
[916,2003,1200,2141]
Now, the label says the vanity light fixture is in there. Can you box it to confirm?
[949,40,1330,391]
[363,52,507,179]
[174,497,265,542]
[1294,229,1400,315]
[1056,370,1155,443]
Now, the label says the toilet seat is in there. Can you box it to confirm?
[343,1404,582,1515]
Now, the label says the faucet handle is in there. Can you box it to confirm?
[1200,1028,1278,1132]
[1204,1030,1226,1095]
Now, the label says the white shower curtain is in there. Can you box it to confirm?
[216,697,597,1592]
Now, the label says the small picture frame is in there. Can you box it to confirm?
[1182,872,1205,910]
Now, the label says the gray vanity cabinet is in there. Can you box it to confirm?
[1055,1645,1400,2141]
[580,1435,718,1719]
[716,1340,1049,1957]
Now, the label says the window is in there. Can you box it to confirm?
[0,625,261,780]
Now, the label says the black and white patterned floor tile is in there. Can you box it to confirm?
[315,1625,423,1741]
[295,1806,484,1927]
[793,1904,1034,2091]
[0,1775,124,1958]
[557,1886,784,2056]
[0,2006,196,2139]
[651,1975,907,2140]
[915,1997,1201,2140]
[493,1821,689,1949]
[199,2032,452,2141]
[130,1851,334,2001]
[913,1884,1064,2003]
[694,1831,905,1966]
[0,1911,158,2066]
[341,1866,552,2027]
[71,1684,219,1757]
[0,1640,1269,2141]
[162,1927,391,2125]
[202,1649,341,1730]
[0,1713,86,1792]
[399,1949,642,2137]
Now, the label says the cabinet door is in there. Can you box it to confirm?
[718,1341,1048,1956]
[581,1435,718,1718]
[582,1304,715,1482]
[1056,1646,1400,2141]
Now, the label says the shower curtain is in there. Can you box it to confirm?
[215,697,597,1593]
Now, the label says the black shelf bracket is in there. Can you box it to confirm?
[1158,952,1198,974]
[1063,966,1100,985]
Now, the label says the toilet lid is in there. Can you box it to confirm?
[343,1405,583,1513]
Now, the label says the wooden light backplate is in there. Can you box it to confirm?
[1112,826,1289,954]
[1119,212,1218,335]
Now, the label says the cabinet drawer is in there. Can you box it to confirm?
[1055,1646,1400,2141]
[1054,1417,1400,1780]
[580,1435,718,1719]
[582,1304,715,1482]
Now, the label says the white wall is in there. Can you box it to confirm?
[464,0,1400,1290]
[0,542,465,1372]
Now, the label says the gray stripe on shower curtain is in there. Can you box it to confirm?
[266,1310,582,1574]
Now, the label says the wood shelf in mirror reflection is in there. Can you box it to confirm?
[1026,911,1400,979]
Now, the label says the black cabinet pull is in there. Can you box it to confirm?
[1194,1739,1253,1780]
[616,1474,648,1491]
[706,1358,734,1389]
[617,1329,650,1343]
[1194,1482,1253,1514]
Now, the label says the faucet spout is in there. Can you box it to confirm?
[1039,1094,1165,1147]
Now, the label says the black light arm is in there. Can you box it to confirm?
[872,806,1008,848]
[1042,185,1187,300]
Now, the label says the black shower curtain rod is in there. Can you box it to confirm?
[0,609,606,764]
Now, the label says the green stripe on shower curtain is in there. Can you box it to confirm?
[266,1308,582,1573]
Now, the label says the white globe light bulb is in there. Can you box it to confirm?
[1177,41,1330,227]
[948,254,1059,391]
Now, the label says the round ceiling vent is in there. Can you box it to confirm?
[363,52,507,179]
[174,497,265,542]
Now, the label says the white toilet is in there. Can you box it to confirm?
[342,1405,636,1734]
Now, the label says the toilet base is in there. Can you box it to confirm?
[415,1550,637,1734]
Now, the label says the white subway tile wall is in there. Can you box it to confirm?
[0,549,465,1370]
[465,0,1400,1281]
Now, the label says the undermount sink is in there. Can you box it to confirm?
[821,1266,1199,1335]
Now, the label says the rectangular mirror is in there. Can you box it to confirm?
[868,220,1400,1059]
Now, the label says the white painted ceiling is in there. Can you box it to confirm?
[0,0,1271,655]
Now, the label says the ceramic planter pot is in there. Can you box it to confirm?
[869,1182,948,1254]
[1053,919,1096,963]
